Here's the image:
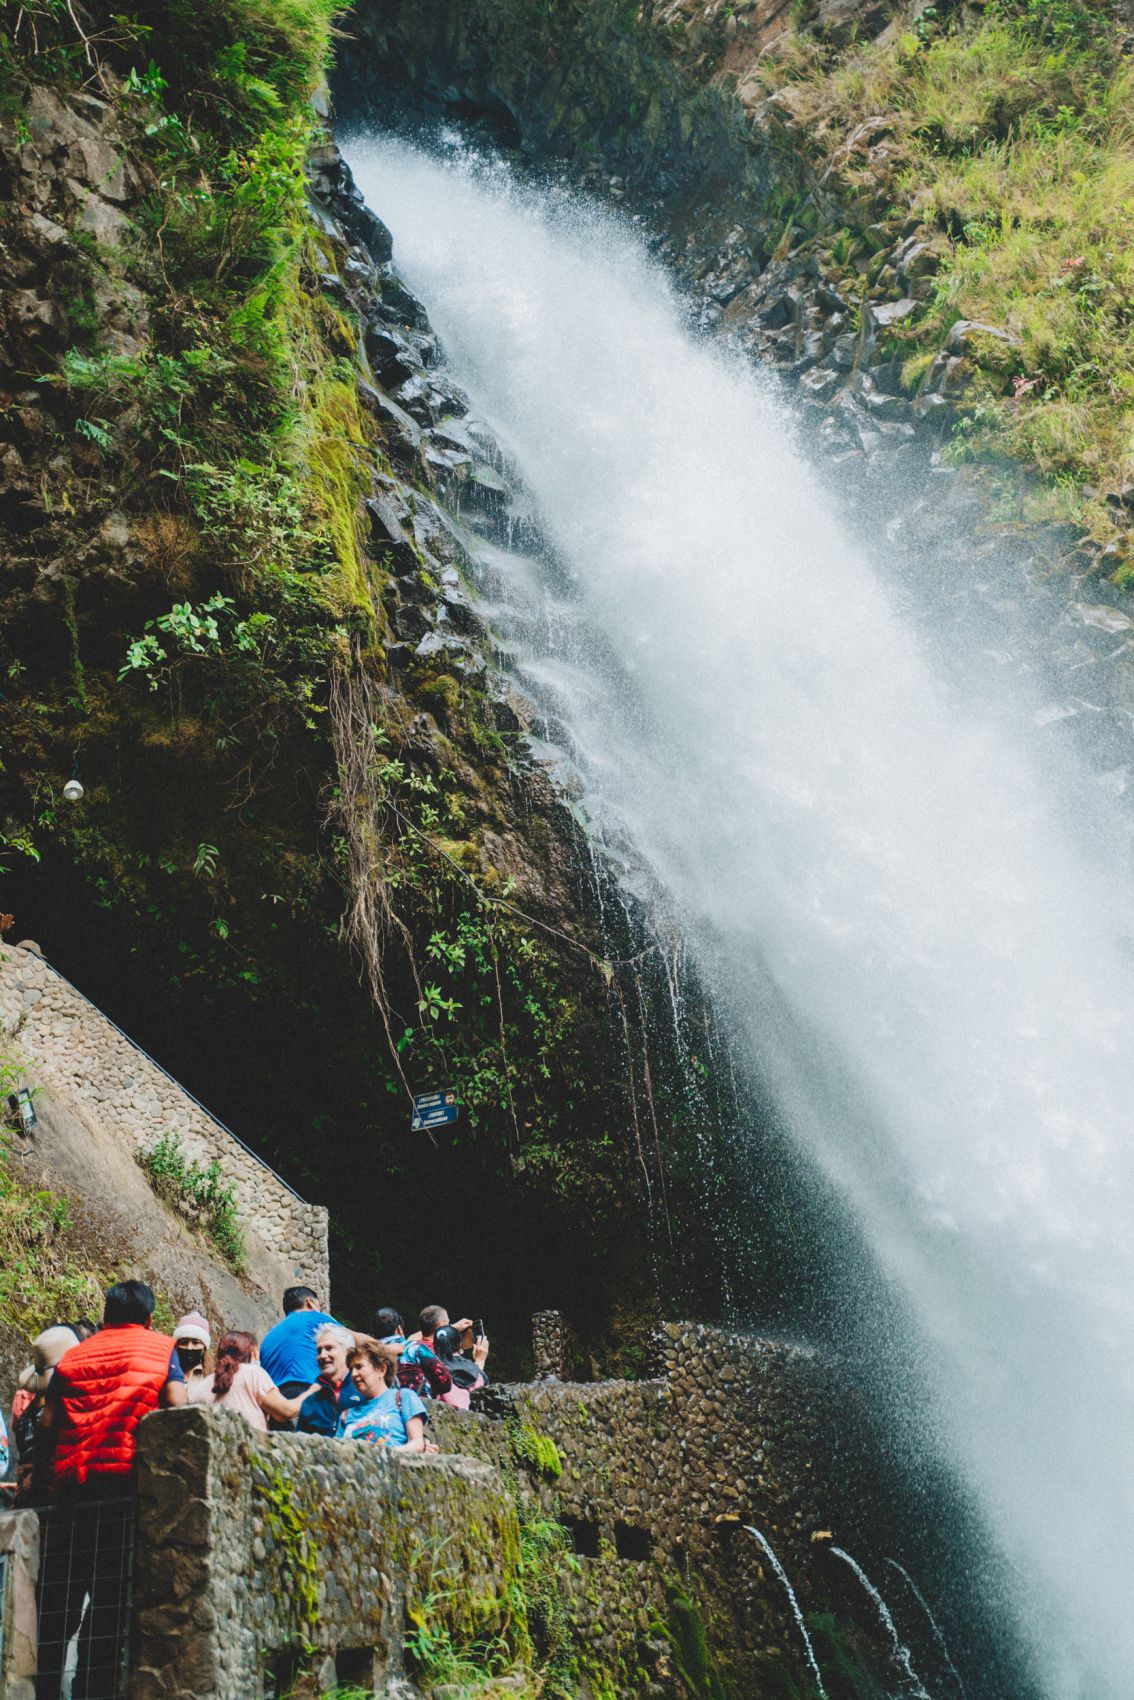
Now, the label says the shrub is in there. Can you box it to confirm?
[137,1128,246,1271]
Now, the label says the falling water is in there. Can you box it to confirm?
[886,1558,967,1700]
[345,137,1134,1696]
[831,1548,932,1698]
[744,1526,828,1698]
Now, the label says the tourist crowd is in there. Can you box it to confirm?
[0,1281,491,1507]
[0,1281,489,1699]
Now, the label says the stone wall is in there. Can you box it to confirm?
[129,1407,520,1700]
[0,945,328,1299]
[430,1318,883,1696]
[0,1512,38,1700]
[0,1321,948,1699]
[126,1323,867,1699]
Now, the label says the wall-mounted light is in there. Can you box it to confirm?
[7,1088,37,1136]
[62,779,84,802]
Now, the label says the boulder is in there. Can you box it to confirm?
[897,241,943,284]
[798,365,842,401]
[870,297,918,328]
[8,288,67,346]
[813,0,892,46]
[945,318,1020,355]
[73,189,130,247]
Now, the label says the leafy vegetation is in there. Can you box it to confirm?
[514,1512,581,1699]
[0,0,771,1351]
[0,1052,109,1331]
[136,1127,246,1270]
[722,0,1133,533]
[508,1420,564,1479]
[664,1587,732,1700]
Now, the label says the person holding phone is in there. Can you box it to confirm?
[432,1323,489,1411]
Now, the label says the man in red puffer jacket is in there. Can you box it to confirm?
[33,1279,186,1700]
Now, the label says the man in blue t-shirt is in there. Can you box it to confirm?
[261,1288,350,1417]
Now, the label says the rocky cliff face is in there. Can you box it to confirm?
[338,0,1134,794]
[0,5,770,1357]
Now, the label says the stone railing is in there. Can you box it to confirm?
[0,946,328,1296]
[0,1320,914,1699]
[130,1409,517,1699]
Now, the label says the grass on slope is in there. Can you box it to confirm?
[744,0,1134,536]
[0,1139,109,1335]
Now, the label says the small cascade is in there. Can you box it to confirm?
[830,1547,932,1699]
[744,1526,828,1699]
[885,1559,967,1700]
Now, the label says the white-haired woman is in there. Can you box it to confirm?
[297,1323,363,1436]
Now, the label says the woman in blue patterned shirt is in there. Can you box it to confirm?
[337,1338,428,1452]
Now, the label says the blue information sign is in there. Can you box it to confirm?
[412,1089,460,1132]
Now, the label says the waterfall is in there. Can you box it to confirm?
[744,1527,828,1698]
[830,1548,932,1699]
[345,136,1134,1697]
[885,1558,967,1700]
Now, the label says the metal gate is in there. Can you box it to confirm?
[35,1493,134,1700]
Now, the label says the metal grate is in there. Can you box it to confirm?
[36,1492,134,1700]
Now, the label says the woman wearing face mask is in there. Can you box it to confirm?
[172,1312,211,1392]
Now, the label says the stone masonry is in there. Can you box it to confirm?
[435,1319,876,1696]
[128,1407,519,1700]
[0,1511,38,1700]
[0,1321,899,1699]
[0,945,328,1297]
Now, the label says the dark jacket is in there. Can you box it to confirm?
[297,1376,363,1437]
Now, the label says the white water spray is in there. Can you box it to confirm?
[885,1558,967,1700]
[745,1527,828,1698]
[831,1548,932,1698]
[346,137,1134,1695]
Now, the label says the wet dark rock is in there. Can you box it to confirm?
[415,628,470,660]
[394,602,435,642]
[374,266,430,331]
[356,380,422,455]
[919,351,967,398]
[756,294,793,331]
[422,437,474,480]
[307,147,394,261]
[859,385,911,422]
[395,370,468,425]
[365,320,423,386]
[814,282,847,316]
[798,364,841,402]
[829,333,857,371]
[365,492,420,574]
[867,358,905,395]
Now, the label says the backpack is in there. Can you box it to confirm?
[397,1343,452,1401]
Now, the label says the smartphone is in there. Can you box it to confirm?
[474,1318,485,1342]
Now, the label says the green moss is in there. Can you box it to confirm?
[0,1139,109,1334]
[509,1421,563,1479]
[665,1587,732,1700]
[251,1460,320,1649]
[135,1128,247,1272]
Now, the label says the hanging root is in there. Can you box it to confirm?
[327,646,419,1101]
